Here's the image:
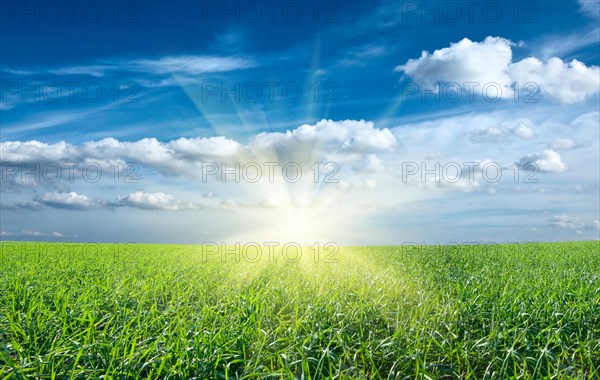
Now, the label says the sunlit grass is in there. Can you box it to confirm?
[0,241,598,378]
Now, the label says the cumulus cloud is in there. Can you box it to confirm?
[396,36,600,104]
[519,150,568,173]
[0,200,46,211]
[364,154,386,172]
[1,136,244,178]
[2,191,97,210]
[1,120,397,179]
[249,119,397,163]
[550,215,599,233]
[511,123,536,139]
[470,122,535,143]
[470,126,509,143]
[509,57,600,104]
[219,199,243,212]
[2,191,208,212]
[168,136,243,159]
[551,215,586,230]
[0,140,78,162]
[547,138,592,151]
[36,191,93,210]
[0,169,60,193]
[352,154,386,173]
[396,36,514,94]
[116,191,202,211]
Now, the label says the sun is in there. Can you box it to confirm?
[223,204,337,246]
[266,207,330,243]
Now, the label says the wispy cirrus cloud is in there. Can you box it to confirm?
[2,55,257,79]
[0,230,72,238]
[578,0,600,20]
[337,44,387,67]
[532,27,600,60]
[547,138,593,151]
[0,105,116,136]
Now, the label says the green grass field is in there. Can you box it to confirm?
[1,241,599,379]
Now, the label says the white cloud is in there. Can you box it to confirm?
[511,123,536,139]
[168,136,243,159]
[219,199,241,212]
[0,230,71,238]
[1,106,116,136]
[519,149,568,173]
[396,36,600,104]
[470,126,509,143]
[551,215,586,229]
[36,191,93,210]
[48,65,114,77]
[533,27,600,60]
[571,111,600,129]
[550,215,599,232]
[116,191,200,211]
[509,57,600,104]
[338,45,387,67]
[364,154,386,172]
[1,120,396,179]
[417,178,481,193]
[0,200,46,211]
[2,190,208,212]
[547,138,592,151]
[250,119,397,162]
[5,55,257,79]
[396,36,514,94]
[0,140,78,162]
[470,122,535,143]
[128,56,256,75]
[1,136,243,178]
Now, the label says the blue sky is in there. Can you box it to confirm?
[1,0,599,244]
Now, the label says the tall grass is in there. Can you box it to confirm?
[0,242,598,378]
